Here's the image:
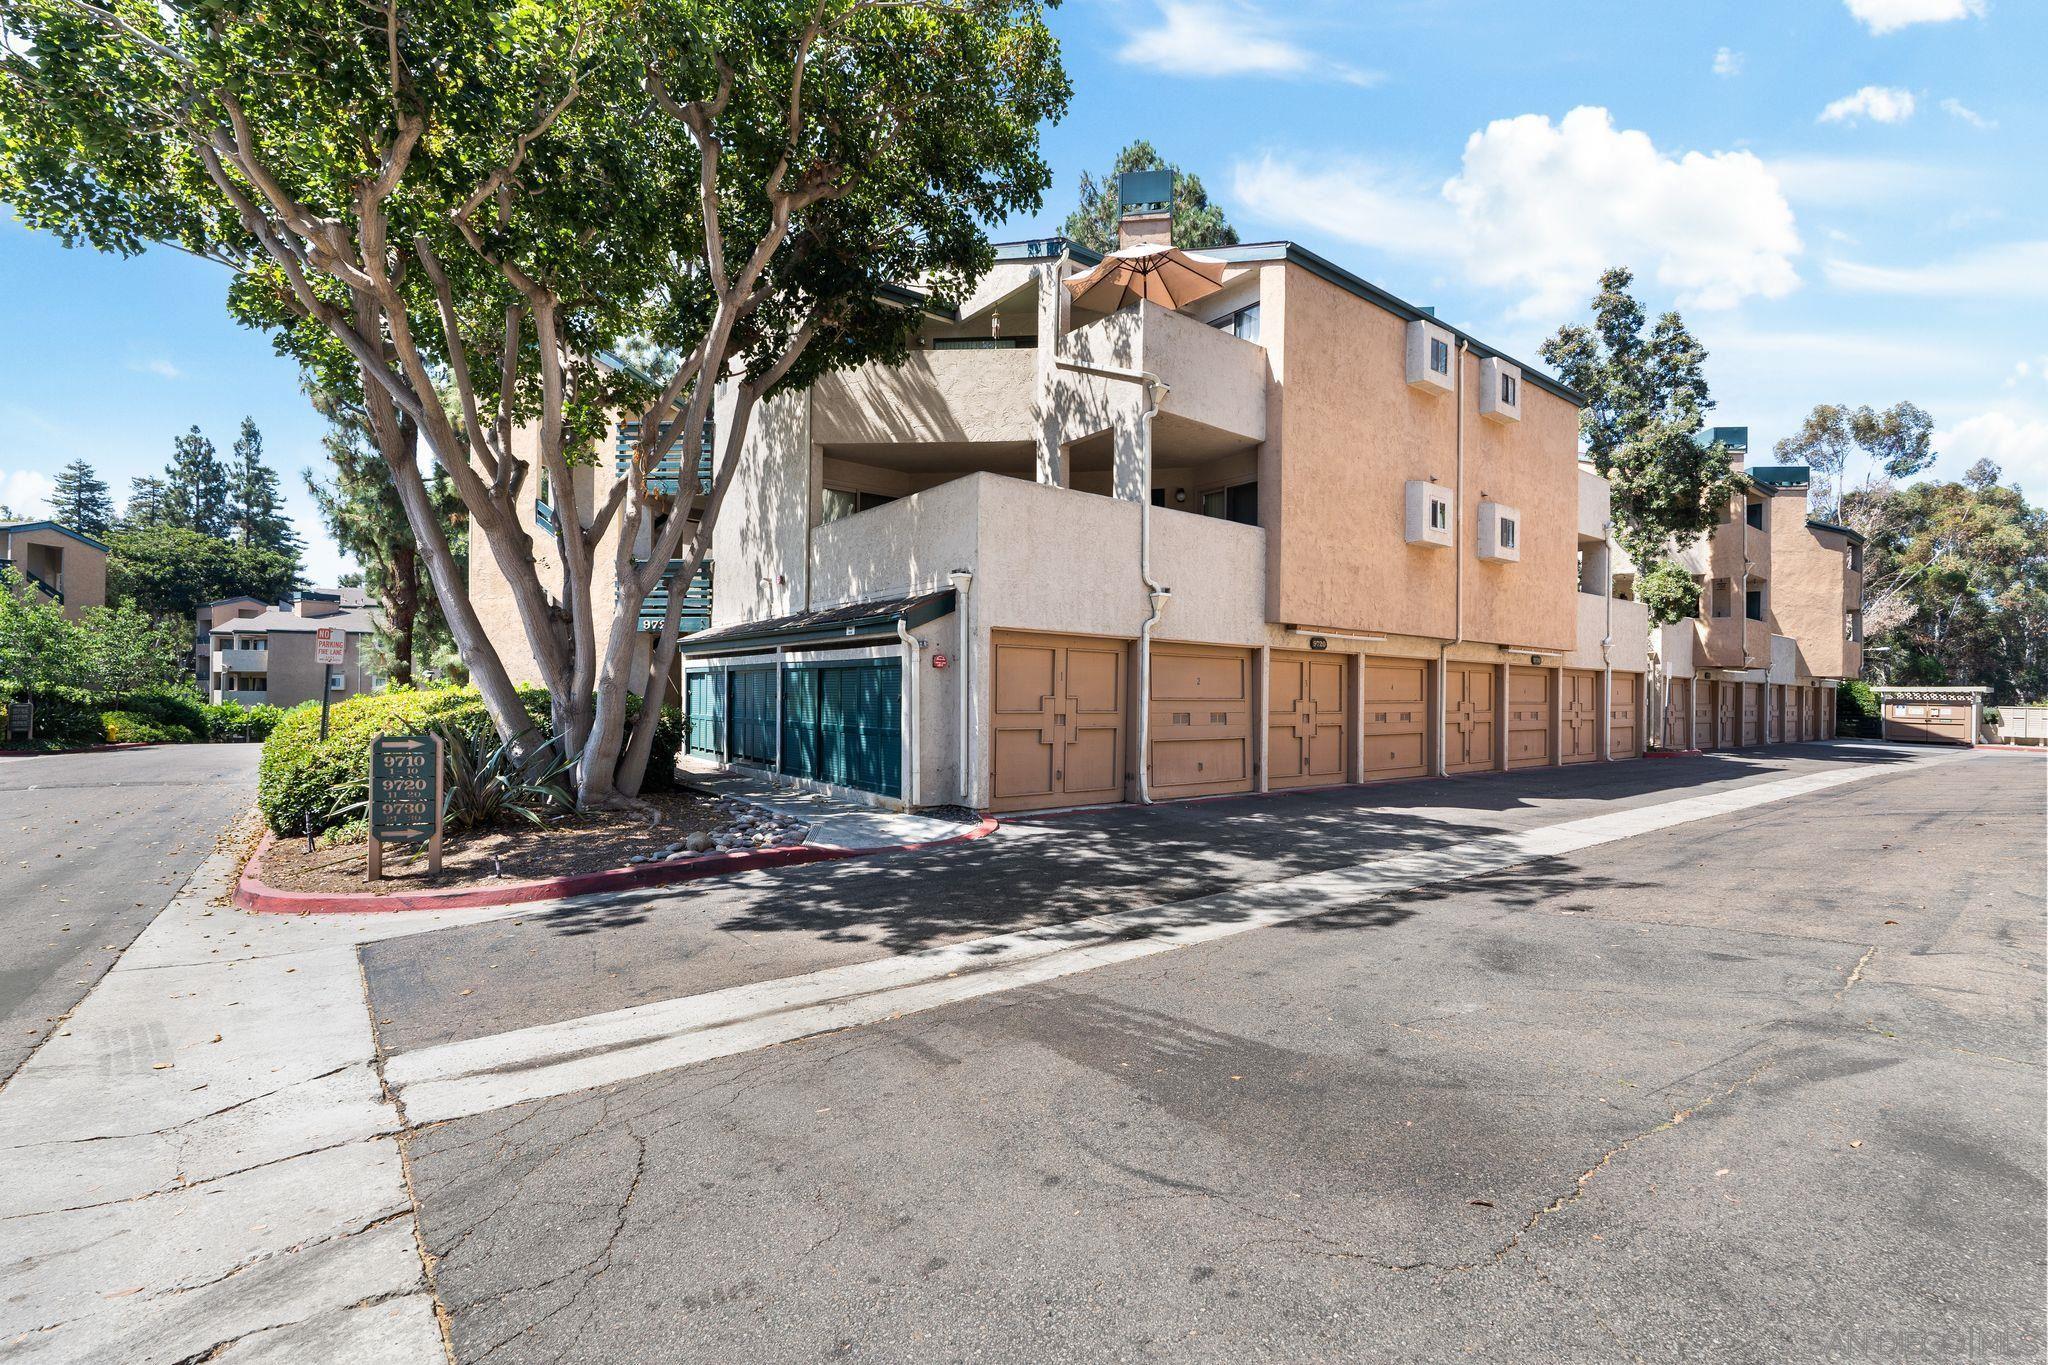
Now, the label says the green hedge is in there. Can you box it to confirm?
[257,686,682,836]
[1836,679,1882,738]
[102,709,195,744]
[0,684,208,749]
[201,700,288,742]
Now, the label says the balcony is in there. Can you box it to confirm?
[1055,301,1267,450]
[215,689,271,706]
[216,647,269,672]
[813,346,1038,450]
[1570,591,1649,673]
[635,560,714,634]
[616,419,714,498]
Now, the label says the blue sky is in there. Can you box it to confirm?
[2,0,2041,584]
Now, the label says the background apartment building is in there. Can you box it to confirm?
[1648,427,1862,750]
[203,589,381,709]
[0,519,107,621]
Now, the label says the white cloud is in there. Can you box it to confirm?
[1939,97,1996,130]
[1233,106,1801,320]
[1,470,56,518]
[126,357,184,380]
[1713,47,1744,77]
[1818,86,1917,125]
[1825,240,2048,299]
[1767,155,1959,206]
[1844,0,1985,34]
[1938,411,2048,493]
[1117,1,1376,85]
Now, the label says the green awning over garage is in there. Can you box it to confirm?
[678,589,956,656]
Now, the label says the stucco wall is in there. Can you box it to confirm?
[710,387,812,628]
[1566,592,1650,673]
[1265,262,1578,651]
[1,527,106,619]
[1652,622,1696,678]
[1577,468,1612,541]
[807,474,983,610]
[812,348,1037,447]
[1770,511,1862,680]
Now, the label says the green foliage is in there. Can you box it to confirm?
[1835,680,1880,738]
[428,726,578,832]
[202,699,287,742]
[108,686,208,739]
[1063,140,1238,253]
[1635,559,1701,628]
[105,524,298,618]
[50,460,115,539]
[1774,402,1935,525]
[75,601,192,701]
[166,426,232,539]
[227,418,304,563]
[100,708,188,744]
[0,566,77,722]
[0,684,102,750]
[1541,267,1738,572]
[258,685,679,834]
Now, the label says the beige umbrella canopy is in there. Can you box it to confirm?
[1064,244,1227,312]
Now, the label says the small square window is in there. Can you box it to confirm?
[1745,588,1764,621]
[1500,374,1517,406]
[1429,338,1450,375]
[1500,517,1517,549]
[1745,501,1764,529]
[1430,498,1449,531]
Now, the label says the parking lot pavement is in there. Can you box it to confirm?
[389,750,2045,1364]
[0,744,260,1081]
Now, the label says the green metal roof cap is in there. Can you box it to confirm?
[680,589,956,656]
[1805,517,1865,544]
[1747,465,1812,488]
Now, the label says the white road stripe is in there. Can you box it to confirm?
[387,753,1948,1124]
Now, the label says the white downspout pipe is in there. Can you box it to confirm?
[1056,347,1170,803]
[1436,338,1471,777]
[1601,517,1614,760]
[895,620,924,810]
[948,568,974,807]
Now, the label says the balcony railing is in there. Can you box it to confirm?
[617,419,714,497]
[0,558,62,602]
[634,559,713,634]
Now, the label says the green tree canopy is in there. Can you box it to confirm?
[0,0,1068,805]
[165,426,232,538]
[50,459,115,538]
[121,476,173,529]
[1541,267,1738,623]
[74,601,192,702]
[0,566,78,724]
[105,524,298,618]
[1062,140,1239,253]
[227,417,304,566]
[1773,402,1936,527]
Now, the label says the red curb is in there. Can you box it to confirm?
[233,816,1000,914]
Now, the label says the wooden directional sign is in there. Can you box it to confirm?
[367,733,444,880]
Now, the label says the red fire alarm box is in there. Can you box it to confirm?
[932,652,950,670]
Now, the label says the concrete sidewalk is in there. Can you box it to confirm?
[679,762,983,851]
[0,818,515,1364]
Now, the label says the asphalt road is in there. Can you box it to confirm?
[0,744,260,1082]
[382,748,2046,1364]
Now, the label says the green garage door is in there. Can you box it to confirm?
[684,670,722,758]
[728,668,778,765]
[781,659,902,798]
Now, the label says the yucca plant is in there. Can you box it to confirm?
[326,725,580,835]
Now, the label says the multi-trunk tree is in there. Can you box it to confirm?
[1541,267,1739,625]
[1,0,1068,807]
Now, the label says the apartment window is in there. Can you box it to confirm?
[1201,480,1259,526]
[1500,372,1517,407]
[821,488,898,525]
[1745,500,1765,530]
[930,336,1036,350]
[329,672,346,691]
[1711,579,1732,618]
[1430,498,1449,532]
[1210,303,1261,344]
[1745,588,1764,622]
[1429,338,1450,375]
[1499,516,1517,550]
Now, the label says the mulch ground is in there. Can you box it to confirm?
[256,791,725,896]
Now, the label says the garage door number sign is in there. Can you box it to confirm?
[367,733,444,880]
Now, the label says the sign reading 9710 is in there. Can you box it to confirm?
[369,734,443,841]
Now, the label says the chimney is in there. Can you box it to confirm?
[1116,169,1174,249]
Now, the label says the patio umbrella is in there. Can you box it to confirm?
[1064,243,1227,312]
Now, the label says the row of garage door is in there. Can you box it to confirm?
[990,632,1644,814]
[1658,679,1832,750]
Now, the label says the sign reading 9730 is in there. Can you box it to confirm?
[369,734,442,841]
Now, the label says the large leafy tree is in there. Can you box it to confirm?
[0,0,1068,807]
[304,382,462,688]
[105,524,298,617]
[49,459,115,537]
[120,476,173,529]
[74,600,192,702]
[227,417,304,564]
[0,566,77,733]
[1062,139,1238,253]
[1541,267,1738,623]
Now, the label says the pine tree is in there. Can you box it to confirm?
[1063,140,1239,254]
[227,417,304,565]
[122,476,174,529]
[165,426,231,538]
[49,460,116,539]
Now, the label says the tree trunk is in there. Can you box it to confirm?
[389,543,419,687]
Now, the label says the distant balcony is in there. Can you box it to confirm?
[634,560,713,634]
[216,647,270,672]
[1056,301,1267,448]
[812,346,1038,448]
[215,689,271,706]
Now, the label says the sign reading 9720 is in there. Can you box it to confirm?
[369,734,443,842]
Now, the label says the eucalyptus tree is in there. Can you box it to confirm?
[1,0,1068,805]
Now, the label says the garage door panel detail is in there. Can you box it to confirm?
[1269,651,1348,789]
[1150,644,1253,798]
[1507,667,1553,769]
[1445,663,1497,775]
[991,632,1129,813]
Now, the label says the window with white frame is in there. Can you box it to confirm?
[1500,373,1517,407]
[1430,338,1450,375]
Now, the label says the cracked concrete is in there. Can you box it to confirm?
[0,815,520,1364]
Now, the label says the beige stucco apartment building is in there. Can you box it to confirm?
[205,591,382,709]
[1,520,108,621]
[1647,429,1863,752]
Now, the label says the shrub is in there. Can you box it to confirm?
[101,709,185,744]
[111,687,207,742]
[1636,558,1702,628]
[202,700,286,743]
[1836,680,1882,738]
[0,684,103,750]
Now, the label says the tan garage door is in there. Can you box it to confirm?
[1610,673,1641,758]
[1268,650,1348,789]
[1739,683,1761,746]
[1149,643,1253,798]
[1665,678,1693,751]
[1714,682,1736,748]
[990,632,1128,813]
[1445,662,1498,774]
[1361,657,1431,781]
[1884,703,1974,745]
[1804,686,1820,740]
[1694,683,1715,750]
[1507,666,1553,769]
[1561,669,1600,764]
[1766,685,1783,743]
